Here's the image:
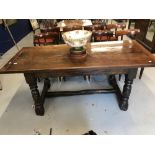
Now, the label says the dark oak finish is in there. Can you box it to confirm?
[1,41,155,74]
[24,73,45,115]
[46,88,116,97]
[1,40,155,115]
[108,69,137,111]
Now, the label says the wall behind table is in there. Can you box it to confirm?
[0,19,32,55]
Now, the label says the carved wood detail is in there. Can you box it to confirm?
[24,73,44,116]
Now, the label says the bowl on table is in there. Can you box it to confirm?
[62,30,92,52]
[62,30,92,62]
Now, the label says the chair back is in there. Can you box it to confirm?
[33,34,45,46]
[106,23,126,32]
[44,33,59,45]
[84,25,93,31]
[115,29,140,40]
[33,32,59,46]
[93,30,112,42]
[92,24,104,30]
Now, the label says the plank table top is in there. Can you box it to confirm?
[0,40,155,74]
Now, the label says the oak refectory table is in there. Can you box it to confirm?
[0,40,155,116]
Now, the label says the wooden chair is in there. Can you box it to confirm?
[92,30,112,42]
[33,32,59,46]
[40,26,59,33]
[33,34,45,46]
[40,27,60,43]
[92,24,104,31]
[44,33,59,45]
[115,29,140,41]
[115,30,129,40]
[84,25,93,31]
[104,23,126,41]
[106,23,126,32]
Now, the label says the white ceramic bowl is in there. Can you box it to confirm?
[62,30,92,48]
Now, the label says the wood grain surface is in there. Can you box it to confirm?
[1,40,155,75]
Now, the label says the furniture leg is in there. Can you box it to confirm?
[139,67,144,79]
[108,75,122,103]
[24,73,44,116]
[58,76,66,82]
[83,75,91,81]
[41,78,51,103]
[120,74,133,111]
[108,69,137,111]
[118,74,122,81]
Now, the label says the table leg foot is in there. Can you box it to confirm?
[119,100,128,111]
[35,105,44,116]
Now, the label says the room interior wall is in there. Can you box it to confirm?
[0,19,32,55]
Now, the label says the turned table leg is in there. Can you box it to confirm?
[119,74,133,111]
[139,67,144,79]
[108,69,137,111]
[24,73,44,116]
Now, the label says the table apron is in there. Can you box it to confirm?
[34,68,138,78]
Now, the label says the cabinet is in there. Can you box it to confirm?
[128,19,155,53]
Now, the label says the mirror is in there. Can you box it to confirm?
[145,19,155,42]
